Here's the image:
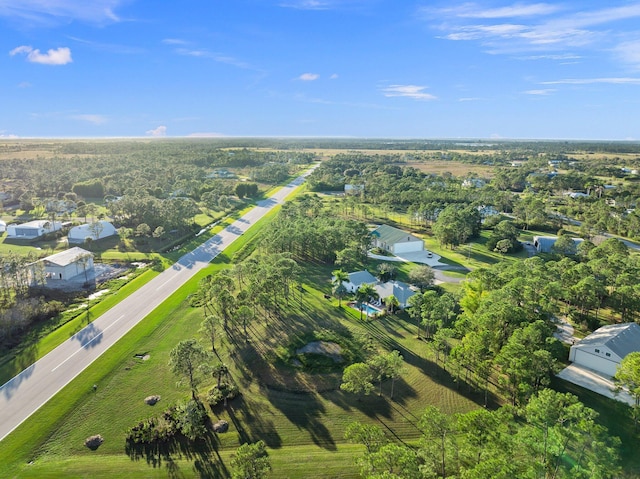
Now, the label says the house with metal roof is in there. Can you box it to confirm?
[569,323,640,376]
[371,224,424,255]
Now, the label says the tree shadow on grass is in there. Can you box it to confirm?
[264,386,337,451]
[221,395,283,449]
[125,430,227,478]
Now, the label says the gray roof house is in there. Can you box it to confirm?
[371,224,424,255]
[339,270,377,293]
[374,281,417,309]
[569,323,640,376]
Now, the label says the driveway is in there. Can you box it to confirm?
[368,250,468,284]
[557,364,635,406]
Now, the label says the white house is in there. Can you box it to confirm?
[0,220,6,233]
[6,220,62,239]
[41,247,95,282]
[371,225,424,255]
[339,270,377,293]
[68,220,117,244]
[374,281,417,309]
[569,323,640,377]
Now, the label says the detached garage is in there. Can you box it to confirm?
[371,224,424,255]
[569,323,640,377]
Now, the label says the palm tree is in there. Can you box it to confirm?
[331,269,350,307]
[385,295,400,314]
[356,283,379,320]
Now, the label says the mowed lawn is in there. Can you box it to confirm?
[5,261,481,478]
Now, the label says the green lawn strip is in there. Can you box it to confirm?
[11,444,362,479]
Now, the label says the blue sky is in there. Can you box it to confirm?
[1,1,640,139]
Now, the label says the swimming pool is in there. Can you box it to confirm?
[350,302,382,316]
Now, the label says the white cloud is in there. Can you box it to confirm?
[458,97,482,102]
[10,45,72,65]
[541,77,640,85]
[298,73,320,81]
[72,114,107,125]
[0,0,125,26]
[174,48,252,69]
[279,1,333,10]
[424,3,640,59]
[330,73,339,79]
[146,125,167,137]
[381,84,437,101]
[455,3,561,19]
[162,38,189,45]
[18,81,32,88]
[613,39,640,69]
[524,88,555,95]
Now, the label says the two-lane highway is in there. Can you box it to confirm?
[0,166,316,442]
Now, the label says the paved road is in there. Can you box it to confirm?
[0,167,316,443]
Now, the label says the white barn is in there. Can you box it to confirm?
[371,225,424,255]
[68,220,117,244]
[7,220,62,239]
[569,323,640,377]
[42,247,95,282]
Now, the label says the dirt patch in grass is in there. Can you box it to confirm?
[296,341,343,362]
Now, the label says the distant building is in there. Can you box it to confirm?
[6,220,62,239]
[0,220,6,233]
[68,221,117,244]
[569,323,640,377]
[533,235,583,253]
[371,225,424,255]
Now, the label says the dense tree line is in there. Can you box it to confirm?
[259,195,371,264]
[346,389,620,479]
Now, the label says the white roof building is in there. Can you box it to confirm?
[0,220,6,233]
[6,220,62,239]
[569,323,640,377]
[68,221,117,244]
